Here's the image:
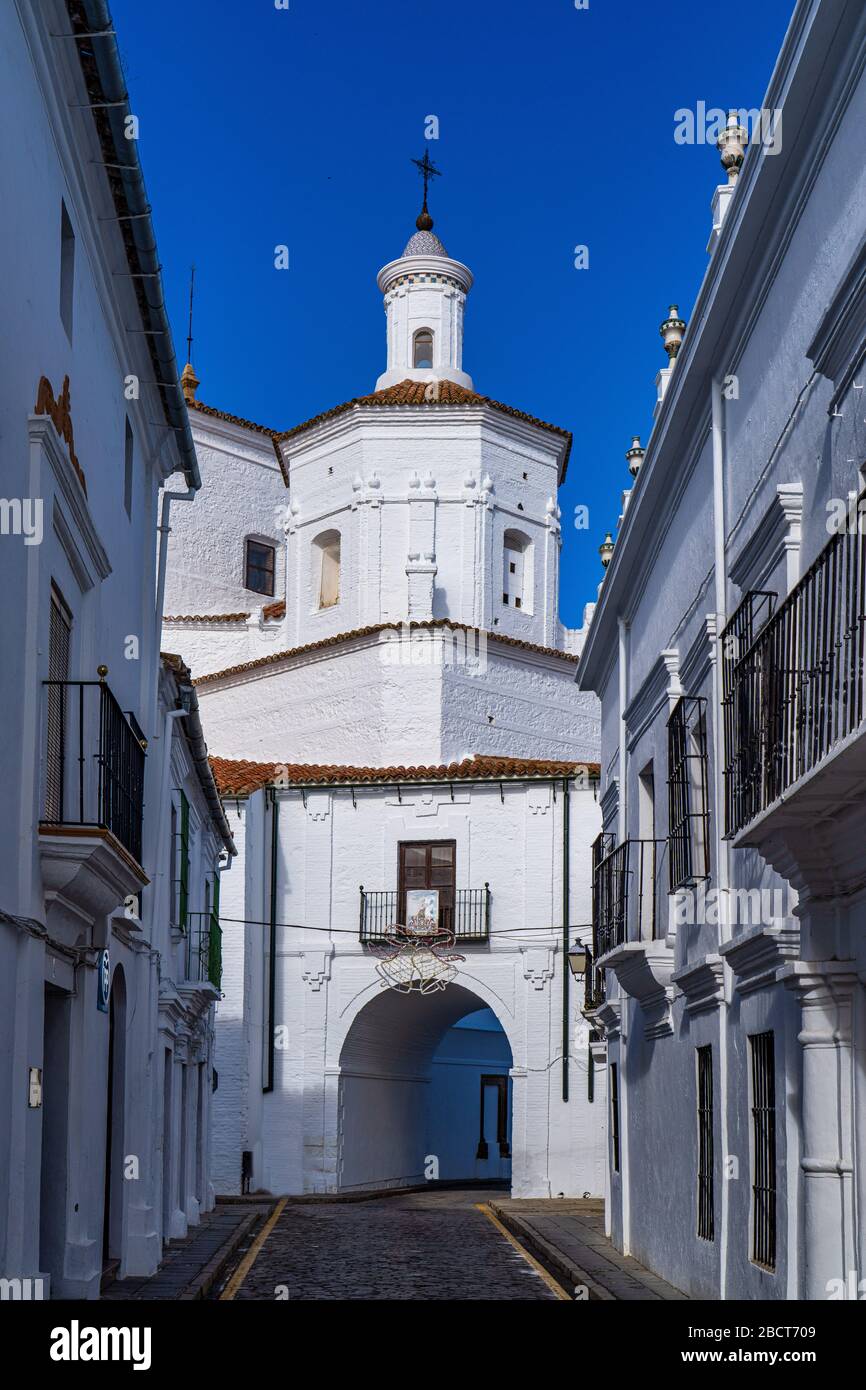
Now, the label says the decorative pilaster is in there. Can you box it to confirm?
[781,963,858,1299]
[405,470,437,619]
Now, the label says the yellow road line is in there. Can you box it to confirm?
[220,1197,287,1301]
[475,1203,571,1301]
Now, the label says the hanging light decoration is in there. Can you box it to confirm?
[372,902,465,994]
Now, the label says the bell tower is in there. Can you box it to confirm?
[375,154,474,391]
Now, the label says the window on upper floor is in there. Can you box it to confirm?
[60,201,75,340]
[45,583,72,823]
[170,791,190,932]
[312,529,340,609]
[245,538,276,596]
[667,695,710,891]
[502,529,533,613]
[413,329,434,369]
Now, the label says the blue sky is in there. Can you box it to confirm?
[113,0,794,625]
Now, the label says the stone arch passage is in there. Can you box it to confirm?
[337,983,513,1192]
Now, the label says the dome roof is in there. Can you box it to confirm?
[402,228,448,256]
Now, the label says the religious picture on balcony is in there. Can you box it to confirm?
[405,890,439,934]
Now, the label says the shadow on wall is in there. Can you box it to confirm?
[338,985,512,1192]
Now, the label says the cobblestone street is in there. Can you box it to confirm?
[218,1189,561,1301]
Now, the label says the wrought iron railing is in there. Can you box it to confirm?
[187,911,222,990]
[359,885,491,944]
[723,524,866,837]
[592,837,666,963]
[721,591,776,834]
[584,943,605,1011]
[42,674,146,864]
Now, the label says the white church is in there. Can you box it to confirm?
[162,192,607,1199]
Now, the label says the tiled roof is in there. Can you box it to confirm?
[194,618,579,686]
[164,612,250,624]
[275,379,572,478]
[211,754,600,796]
[188,400,289,484]
[164,600,285,625]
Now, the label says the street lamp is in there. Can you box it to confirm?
[566,942,589,979]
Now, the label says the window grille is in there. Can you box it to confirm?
[667,694,710,890]
[610,1062,621,1173]
[750,1031,776,1270]
[697,1045,714,1240]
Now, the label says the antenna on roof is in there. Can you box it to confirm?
[180,264,200,404]
[186,263,195,365]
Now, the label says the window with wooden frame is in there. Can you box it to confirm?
[668,694,710,891]
[696,1045,714,1240]
[244,538,275,596]
[610,1062,621,1173]
[750,1030,776,1270]
[398,840,455,932]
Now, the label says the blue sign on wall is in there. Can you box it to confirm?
[97,949,110,1013]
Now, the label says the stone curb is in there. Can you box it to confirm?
[487,1201,616,1301]
[179,1210,268,1300]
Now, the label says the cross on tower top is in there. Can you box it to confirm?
[411,151,441,230]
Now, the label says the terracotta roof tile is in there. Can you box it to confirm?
[275,379,572,479]
[194,619,578,686]
[164,598,286,625]
[188,399,289,484]
[211,754,600,797]
[164,611,251,624]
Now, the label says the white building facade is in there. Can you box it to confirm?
[0,1,232,1299]
[164,206,608,1199]
[578,0,866,1300]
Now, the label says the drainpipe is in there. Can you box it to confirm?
[617,618,629,841]
[150,486,197,723]
[562,776,570,1102]
[616,614,630,1249]
[711,375,731,1299]
[264,791,279,1093]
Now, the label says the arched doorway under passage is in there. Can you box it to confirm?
[337,983,513,1193]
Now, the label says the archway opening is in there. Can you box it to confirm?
[337,984,513,1193]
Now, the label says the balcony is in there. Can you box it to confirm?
[592,835,665,958]
[39,674,148,931]
[186,912,222,992]
[42,674,146,863]
[722,532,866,899]
[589,835,674,1037]
[359,886,490,944]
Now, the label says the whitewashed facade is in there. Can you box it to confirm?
[164,208,608,1199]
[578,0,866,1300]
[0,1,232,1299]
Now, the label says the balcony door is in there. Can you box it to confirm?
[398,841,455,932]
